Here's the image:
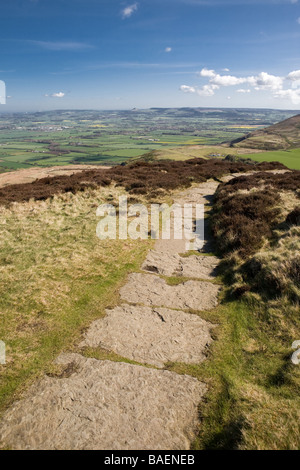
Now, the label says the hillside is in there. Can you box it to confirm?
[231,114,300,150]
[0,159,299,450]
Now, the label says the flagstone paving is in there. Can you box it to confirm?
[142,250,219,279]
[80,304,214,368]
[120,273,221,311]
[0,353,206,450]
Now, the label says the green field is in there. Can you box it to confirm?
[142,145,266,162]
[244,147,300,169]
[0,108,297,172]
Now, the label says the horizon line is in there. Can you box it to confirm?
[0,106,300,114]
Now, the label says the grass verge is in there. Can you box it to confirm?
[165,292,300,450]
[0,185,151,415]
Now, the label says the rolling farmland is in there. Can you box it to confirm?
[0,108,297,171]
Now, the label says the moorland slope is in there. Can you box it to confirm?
[231,114,300,150]
[0,157,299,450]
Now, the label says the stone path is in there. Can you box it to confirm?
[142,251,219,279]
[120,273,220,311]
[0,180,221,450]
[80,305,214,368]
[0,354,205,451]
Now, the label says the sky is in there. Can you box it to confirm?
[0,0,300,111]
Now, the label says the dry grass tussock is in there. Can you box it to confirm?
[246,226,300,302]
[239,383,300,450]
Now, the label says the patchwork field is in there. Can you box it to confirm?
[142,145,267,162]
[0,108,296,171]
[243,147,300,170]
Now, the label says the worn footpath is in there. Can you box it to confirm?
[0,180,222,450]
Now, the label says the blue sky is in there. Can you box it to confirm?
[1,0,300,111]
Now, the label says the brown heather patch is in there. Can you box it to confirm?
[286,206,300,226]
[211,170,300,306]
[212,170,300,258]
[242,226,300,304]
[0,158,286,206]
[211,169,300,340]
[218,170,300,194]
[212,189,281,258]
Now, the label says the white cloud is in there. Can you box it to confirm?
[121,3,138,19]
[247,72,284,91]
[45,92,65,98]
[222,68,230,72]
[212,74,247,86]
[200,68,247,86]
[181,66,300,104]
[165,47,172,53]
[180,85,196,93]
[297,17,300,24]
[199,68,284,91]
[197,84,220,96]
[274,88,300,104]
[180,84,219,96]
[199,68,216,78]
[287,69,300,81]
[28,41,93,51]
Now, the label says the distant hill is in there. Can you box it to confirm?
[148,107,295,122]
[230,114,300,150]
